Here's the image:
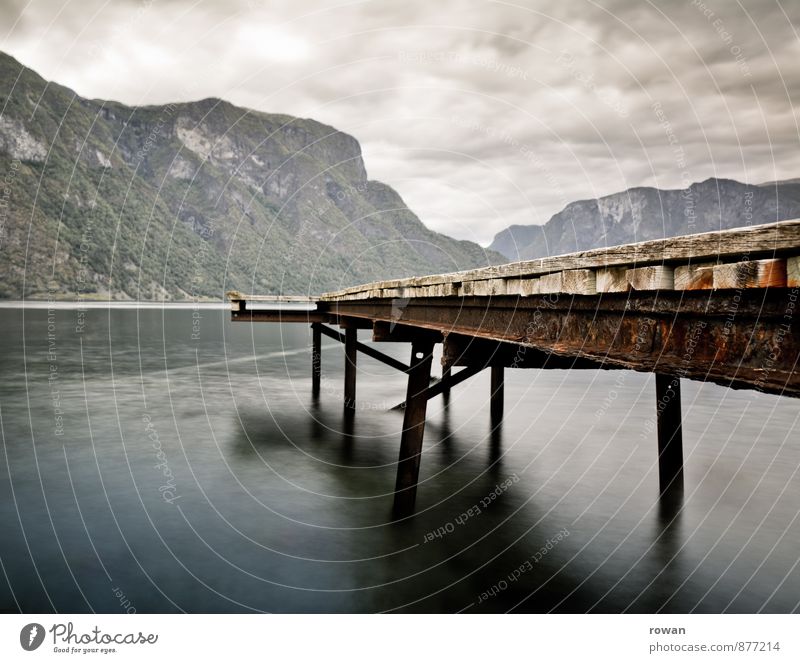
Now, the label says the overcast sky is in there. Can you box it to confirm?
[2,0,798,244]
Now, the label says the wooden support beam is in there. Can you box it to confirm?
[788,256,800,287]
[627,265,674,290]
[490,365,504,424]
[392,363,487,409]
[655,373,684,496]
[539,272,564,294]
[562,269,597,295]
[318,324,411,373]
[596,267,628,293]
[232,310,328,323]
[674,262,716,290]
[372,321,442,344]
[344,327,357,410]
[712,258,787,289]
[311,323,321,397]
[393,339,435,518]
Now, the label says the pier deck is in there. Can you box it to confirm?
[230,219,800,517]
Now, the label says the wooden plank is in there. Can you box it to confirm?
[539,272,564,294]
[320,218,800,300]
[596,267,628,293]
[505,278,541,296]
[467,278,507,296]
[674,262,716,290]
[562,269,597,295]
[712,258,787,289]
[626,265,674,291]
[785,256,799,287]
[393,339,435,518]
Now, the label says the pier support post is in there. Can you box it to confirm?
[393,338,435,518]
[655,373,684,496]
[312,323,321,397]
[344,327,357,410]
[441,358,452,405]
[490,365,504,425]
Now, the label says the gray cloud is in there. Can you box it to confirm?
[1,0,797,243]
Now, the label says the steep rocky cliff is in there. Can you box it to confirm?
[490,178,800,260]
[0,51,502,299]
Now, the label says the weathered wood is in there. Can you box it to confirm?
[490,365,504,424]
[655,374,684,496]
[627,265,674,291]
[393,339,435,518]
[506,278,542,296]
[318,324,411,373]
[344,327,357,410]
[712,258,787,289]
[312,323,321,396]
[227,290,319,304]
[539,272,564,294]
[392,363,487,409]
[372,321,442,343]
[562,268,597,295]
[788,256,800,287]
[232,310,328,323]
[596,267,628,293]
[674,262,716,290]
[323,291,800,398]
[320,219,800,300]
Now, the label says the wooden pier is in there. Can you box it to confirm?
[230,219,800,517]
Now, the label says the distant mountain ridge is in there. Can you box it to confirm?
[0,51,503,299]
[489,178,800,261]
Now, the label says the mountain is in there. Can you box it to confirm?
[489,178,800,261]
[0,52,503,300]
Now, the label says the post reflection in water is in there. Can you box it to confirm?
[0,307,798,613]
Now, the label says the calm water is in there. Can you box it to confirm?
[0,306,799,613]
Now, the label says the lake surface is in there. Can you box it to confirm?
[1,305,799,613]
